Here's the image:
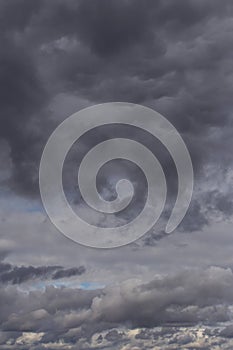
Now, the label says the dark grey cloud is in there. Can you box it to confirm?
[74,0,152,56]
[104,329,124,342]
[0,38,48,195]
[0,259,85,285]
[220,325,233,339]
[52,266,85,280]
[0,0,232,236]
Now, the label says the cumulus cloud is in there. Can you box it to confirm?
[0,267,233,348]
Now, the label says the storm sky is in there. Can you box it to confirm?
[1,0,233,349]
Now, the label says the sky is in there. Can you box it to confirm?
[1,0,233,348]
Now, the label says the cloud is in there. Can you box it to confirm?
[1,2,233,347]
[52,266,86,280]
[0,258,85,285]
[0,267,233,348]
[0,0,233,234]
[0,267,232,330]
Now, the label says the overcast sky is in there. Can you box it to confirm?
[1,0,233,349]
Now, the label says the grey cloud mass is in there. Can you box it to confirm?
[0,0,232,232]
[0,267,233,348]
[1,0,233,349]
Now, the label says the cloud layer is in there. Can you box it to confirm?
[1,1,233,348]
[1,267,233,348]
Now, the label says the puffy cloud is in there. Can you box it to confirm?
[0,267,233,346]
[1,267,233,348]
